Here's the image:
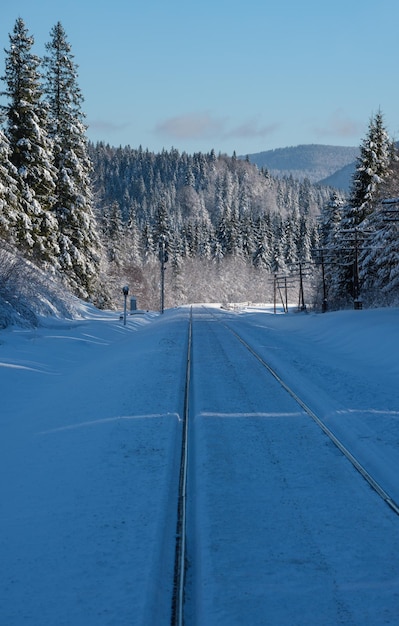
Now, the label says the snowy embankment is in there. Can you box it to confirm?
[0,305,189,625]
[1,303,399,625]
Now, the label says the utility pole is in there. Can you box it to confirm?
[159,234,168,314]
[320,250,328,312]
[272,273,295,313]
[287,260,310,312]
[340,227,370,309]
[353,228,361,308]
[298,262,306,312]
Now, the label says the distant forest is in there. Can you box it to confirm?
[2,18,399,321]
[89,143,340,308]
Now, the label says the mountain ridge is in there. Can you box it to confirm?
[241,144,359,191]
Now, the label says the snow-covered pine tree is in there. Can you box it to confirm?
[271,214,287,274]
[100,200,124,264]
[141,220,155,263]
[0,129,19,241]
[359,154,399,303]
[126,201,142,264]
[284,207,300,267]
[241,214,255,259]
[359,199,399,302]
[318,192,345,306]
[216,205,233,257]
[152,197,172,263]
[43,22,102,298]
[298,214,314,262]
[1,17,59,265]
[346,109,394,226]
[195,219,213,260]
[320,192,344,249]
[336,110,394,304]
[252,214,272,270]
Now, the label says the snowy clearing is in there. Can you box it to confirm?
[1,304,399,625]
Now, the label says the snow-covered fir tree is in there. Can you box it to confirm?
[153,197,171,252]
[335,110,395,304]
[100,200,124,264]
[298,214,315,262]
[0,129,19,241]
[125,201,142,264]
[1,18,59,265]
[43,22,102,298]
[252,214,272,270]
[360,199,399,301]
[359,155,399,303]
[318,191,346,306]
[346,110,394,226]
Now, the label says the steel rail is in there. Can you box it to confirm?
[171,306,193,626]
[215,312,399,518]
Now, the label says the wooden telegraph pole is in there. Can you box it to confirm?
[159,234,168,314]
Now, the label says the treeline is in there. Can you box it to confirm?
[89,143,339,307]
[89,109,399,310]
[2,19,399,313]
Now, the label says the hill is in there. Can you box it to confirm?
[318,161,357,191]
[242,144,358,189]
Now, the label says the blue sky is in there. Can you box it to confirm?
[1,0,399,155]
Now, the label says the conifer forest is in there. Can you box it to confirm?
[1,18,399,319]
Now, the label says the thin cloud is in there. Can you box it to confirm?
[88,119,130,133]
[154,112,226,140]
[223,119,281,140]
[154,112,280,143]
[312,110,362,139]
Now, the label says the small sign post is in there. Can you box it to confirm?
[122,285,129,325]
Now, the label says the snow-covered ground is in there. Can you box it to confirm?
[1,303,399,624]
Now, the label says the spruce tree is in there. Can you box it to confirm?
[141,221,155,263]
[0,129,19,241]
[337,110,394,304]
[153,197,171,256]
[319,192,345,306]
[298,214,313,263]
[347,110,394,226]
[1,17,59,265]
[252,215,272,270]
[43,22,101,298]
[360,200,399,300]
[359,156,399,303]
[126,201,142,264]
[101,200,124,263]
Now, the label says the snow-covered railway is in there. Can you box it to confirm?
[177,306,399,625]
[212,309,399,519]
[2,305,399,625]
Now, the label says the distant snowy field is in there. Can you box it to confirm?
[1,303,399,624]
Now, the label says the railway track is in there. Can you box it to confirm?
[219,315,399,518]
[170,305,399,625]
[171,307,192,626]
